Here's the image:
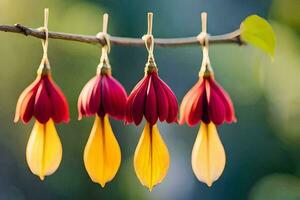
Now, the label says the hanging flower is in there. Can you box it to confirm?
[125,13,178,191]
[14,64,69,180]
[78,67,127,187]
[126,57,178,191]
[180,64,237,188]
[179,71,236,187]
[78,26,127,187]
[14,9,69,180]
[180,15,237,187]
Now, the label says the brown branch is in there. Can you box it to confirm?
[0,24,244,47]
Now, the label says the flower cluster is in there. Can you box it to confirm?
[15,57,236,189]
[14,10,237,191]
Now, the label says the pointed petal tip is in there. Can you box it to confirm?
[14,112,20,123]
[26,119,62,181]
[39,175,45,181]
[192,123,226,188]
[233,117,237,123]
[148,186,153,192]
[100,182,106,188]
[62,118,70,123]
[134,123,170,191]
[178,118,185,125]
[84,115,121,189]
[173,118,179,124]
[206,181,213,187]
[225,116,237,124]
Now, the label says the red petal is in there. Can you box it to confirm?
[187,81,206,126]
[20,91,36,123]
[125,93,136,124]
[126,75,149,125]
[33,79,52,123]
[14,76,41,123]
[144,76,158,125]
[78,77,98,119]
[101,75,127,120]
[179,80,203,125]
[89,76,101,116]
[206,80,226,125]
[46,76,70,123]
[125,90,138,124]
[209,77,237,123]
[84,77,99,117]
[200,90,210,124]
[101,76,113,117]
[160,79,178,123]
[131,76,149,125]
[153,74,169,122]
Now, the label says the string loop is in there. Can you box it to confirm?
[96,13,112,75]
[96,32,111,62]
[143,12,157,73]
[197,12,213,77]
[37,8,50,75]
[142,34,154,59]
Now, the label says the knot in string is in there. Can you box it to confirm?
[96,32,111,75]
[142,34,154,59]
[96,32,111,61]
[96,14,112,75]
[197,12,213,77]
[37,8,50,75]
[197,31,210,67]
[96,32,111,54]
[38,26,49,59]
[197,31,208,47]
[143,13,157,73]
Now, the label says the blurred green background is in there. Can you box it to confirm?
[0,0,300,199]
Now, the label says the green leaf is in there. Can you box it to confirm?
[240,15,276,59]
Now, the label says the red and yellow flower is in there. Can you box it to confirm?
[180,65,236,186]
[126,59,178,190]
[14,63,69,180]
[78,56,127,187]
[179,13,237,186]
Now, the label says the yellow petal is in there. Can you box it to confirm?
[191,122,226,187]
[26,119,62,180]
[134,123,170,191]
[84,115,121,187]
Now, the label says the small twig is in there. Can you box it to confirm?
[0,24,244,47]
[15,24,30,36]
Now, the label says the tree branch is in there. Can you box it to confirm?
[0,24,244,47]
